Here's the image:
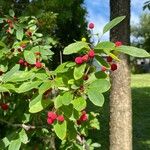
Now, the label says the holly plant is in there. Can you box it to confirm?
[0,10,149,150]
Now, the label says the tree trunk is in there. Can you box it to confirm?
[109,0,132,150]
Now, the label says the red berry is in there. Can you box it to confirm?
[19,59,24,65]
[77,120,81,125]
[111,63,117,71]
[80,113,88,121]
[48,111,57,120]
[89,23,94,29]
[107,56,113,62]
[1,103,9,110]
[115,41,122,47]
[21,44,26,49]
[83,74,88,80]
[47,118,54,125]
[17,48,22,52]
[101,66,107,72]
[6,19,12,24]
[57,115,65,122]
[88,49,95,58]
[82,54,89,62]
[35,62,42,68]
[24,61,28,67]
[75,57,83,64]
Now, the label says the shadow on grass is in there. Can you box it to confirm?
[88,87,150,150]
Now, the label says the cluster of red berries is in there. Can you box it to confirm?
[75,49,95,65]
[0,103,9,111]
[47,111,65,125]
[101,41,122,72]
[77,111,88,125]
[18,58,43,68]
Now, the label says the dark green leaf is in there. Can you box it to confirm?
[95,55,110,68]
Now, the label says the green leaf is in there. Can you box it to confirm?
[39,81,51,94]
[62,92,73,105]
[2,64,20,82]
[16,27,23,41]
[72,97,86,111]
[60,105,73,118]
[54,94,63,109]
[74,63,86,80]
[17,81,42,93]
[8,139,21,150]
[0,41,6,47]
[29,95,51,113]
[88,79,110,93]
[0,85,9,92]
[103,16,126,34]
[54,121,67,140]
[0,137,10,148]
[67,121,77,140]
[87,89,104,107]
[55,62,68,73]
[115,45,150,58]
[95,41,115,52]
[24,51,36,64]
[63,41,90,55]
[9,9,15,17]
[4,71,35,83]
[95,55,110,68]
[19,129,28,144]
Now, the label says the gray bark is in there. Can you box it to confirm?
[109,0,132,150]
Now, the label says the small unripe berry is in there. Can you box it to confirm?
[88,49,95,58]
[1,103,9,110]
[47,118,54,125]
[101,66,107,72]
[35,62,42,68]
[81,37,86,42]
[107,56,113,62]
[24,61,28,67]
[57,115,65,122]
[75,57,83,64]
[111,63,117,71]
[88,22,94,29]
[82,54,89,62]
[48,111,57,120]
[115,41,122,47]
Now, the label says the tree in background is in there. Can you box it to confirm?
[131,13,150,53]
[0,0,89,68]
[109,0,132,150]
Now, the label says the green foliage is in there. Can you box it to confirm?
[0,11,149,150]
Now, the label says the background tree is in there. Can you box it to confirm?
[109,0,132,150]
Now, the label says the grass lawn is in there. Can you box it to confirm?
[88,73,150,150]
